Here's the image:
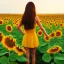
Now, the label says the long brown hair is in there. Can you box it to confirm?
[21,2,36,30]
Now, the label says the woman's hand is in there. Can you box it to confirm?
[22,32,25,35]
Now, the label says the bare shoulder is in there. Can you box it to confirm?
[35,16,40,23]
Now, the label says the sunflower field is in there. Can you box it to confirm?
[0,14,64,64]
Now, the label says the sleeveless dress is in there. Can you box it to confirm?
[22,28,39,48]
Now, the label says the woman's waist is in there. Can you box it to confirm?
[24,28,36,33]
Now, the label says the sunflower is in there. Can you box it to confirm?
[55,23,58,26]
[49,31,55,38]
[62,21,64,23]
[44,35,50,42]
[2,35,16,50]
[56,30,62,37]
[0,31,4,42]
[58,28,62,31]
[6,25,13,32]
[0,20,3,25]
[50,21,52,23]
[37,30,42,36]
[49,26,52,30]
[60,23,64,27]
[13,23,16,27]
[13,46,26,56]
[54,22,58,26]
[50,22,52,25]
[47,46,61,54]
[5,21,8,24]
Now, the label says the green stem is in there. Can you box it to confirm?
[8,51,10,64]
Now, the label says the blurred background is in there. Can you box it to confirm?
[0,0,64,14]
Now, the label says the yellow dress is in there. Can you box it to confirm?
[22,28,39,48]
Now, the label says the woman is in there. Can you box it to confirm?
[17,1,49,64]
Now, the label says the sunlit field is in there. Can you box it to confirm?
[0,14,64,64]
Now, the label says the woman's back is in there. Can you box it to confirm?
[17,2,49,64]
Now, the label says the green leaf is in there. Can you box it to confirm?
[38,44,48,53]
[0,49,8,56]
[0,44,5,50]
[54,59,64,64]
[0,56,8,64]
[52,22,57,30]
[39,42,47,47]
[17,55,27,62]
[9,62,18,64]
[9,52,18,61]
[51,62,55,64]
[45,28,52,34]
[7,20,13,26]
[60,42,64,52]
[42,53,52,62]
[54,53,64,60]
[0,43,2,45]
[38,37,46,45]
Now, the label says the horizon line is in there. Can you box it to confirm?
[0,13,64,16]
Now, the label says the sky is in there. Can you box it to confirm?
[0,0,64,14]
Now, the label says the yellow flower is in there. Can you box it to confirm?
[58,28,62,31]
[47,46,61,54]
[50,22,52,25]
[54,22,58,26]
[13,23,16,27]
[49,31,55,38]
[0,20,3,25]
[50,20,52,23]
[2,35,16,50]
[44,35,50,42]
[13,46,26,56]
[5,21,8,24]
[46,21,49,24]
[6,25,13,32]
[37,30,42,36]
[56,30,62,37]
[49,26,52,30]
[60,23,64,27]
[0,32,4,42]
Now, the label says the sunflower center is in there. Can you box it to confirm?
[16,47,23,52]
[56,32,61,36]
[0,35,3,42]
[0,21,2,24]
[47,22,48,23]
[50,47,58,52]
[60,24,62,26]
[50,33,54,37]
[7,26,11,31]
[38,31,42,35]
[46,36,49,40]
[5,37,15,48]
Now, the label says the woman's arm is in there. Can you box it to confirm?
[17,22,24,34]
[36,16,48,37]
